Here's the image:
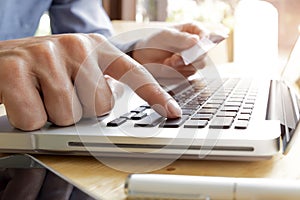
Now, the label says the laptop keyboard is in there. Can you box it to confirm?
[107,79,257,129]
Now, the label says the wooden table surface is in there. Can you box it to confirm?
[34,137,300,200]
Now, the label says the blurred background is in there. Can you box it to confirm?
[36,0,300,66]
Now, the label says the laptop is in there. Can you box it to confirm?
[0,36,299,162]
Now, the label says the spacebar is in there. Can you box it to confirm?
[134,112,165,127]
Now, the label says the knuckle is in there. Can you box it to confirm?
[58,34,91,57]
[36,40,56,59]
[28,40,57,69]
[1,55,26,78]
[11,114,47,131]
[58,34,85,44]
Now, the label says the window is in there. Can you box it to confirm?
[134,0,300,58]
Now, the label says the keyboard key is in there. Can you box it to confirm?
[248,94,257,97]
[237,114,251,121]
[233,92,247,96]
[245,100,255,105]
[182,105,200,110]
[181,109,196,116]
[207,99,224,104]
[187,99,205,105]
[202,104,220,109]
[196,96,209,101]
[141,104,151,109]
[240,109,252,114]
[191,114,213,120]
[224,102,242,107]
[197,108,218,114]
[243,104,254,109]
[107,118,127,127]
[131,112,147,120]
[216,111,237,118]
[160,115,189,128]
[134,112,165,127]
[231,95,245,98]
[131,107,146,113]
[211,97,227,101]
[184,120,208,128]
[209,117,234,129]
[235,120,248,129]
[199,92,213,97]
[247,96,257,100]
[227,98,244,102]
[120,112,136,119]
[221,106,240,112]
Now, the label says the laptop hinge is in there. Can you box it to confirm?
[267,80,298,125]
[267,80,300,153]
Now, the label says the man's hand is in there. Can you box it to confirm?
[0,34,181,131]
[132,23,208,79]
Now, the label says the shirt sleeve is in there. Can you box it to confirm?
[49,0,113,37]
[49,0,140,56]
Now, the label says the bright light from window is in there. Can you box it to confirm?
[166,0,233,24]
[35,12,51,36]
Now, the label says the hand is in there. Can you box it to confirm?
[132,23,208,79]
[0,34,181,131]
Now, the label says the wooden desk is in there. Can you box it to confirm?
[34,143,300,200]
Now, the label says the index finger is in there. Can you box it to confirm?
[92,37,181,118]
[110,57,182,118]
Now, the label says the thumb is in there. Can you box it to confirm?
[159,29,199,52]
[135,29,199,54]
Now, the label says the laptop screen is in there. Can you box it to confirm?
[281,36,300,97]
[280,35,300,154]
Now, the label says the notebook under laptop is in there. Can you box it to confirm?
[0,36,299,161]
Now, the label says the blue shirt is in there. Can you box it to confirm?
[0,0,113,40]
[0,0,137,53]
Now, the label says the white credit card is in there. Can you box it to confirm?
[181,33,227,65]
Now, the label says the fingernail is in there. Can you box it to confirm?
[166,99,182,117]
[171,57,184,67]
[175,57,184,66]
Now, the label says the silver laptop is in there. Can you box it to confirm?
[0,36,299,161]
